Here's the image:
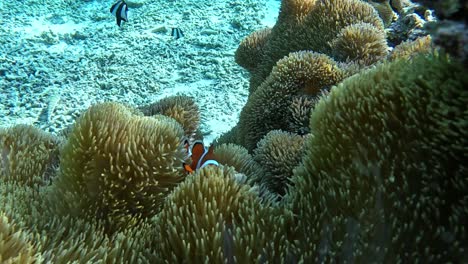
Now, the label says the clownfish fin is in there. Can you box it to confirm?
[183,138,190,150]
[183,163,194,174]
[183,138,192,156]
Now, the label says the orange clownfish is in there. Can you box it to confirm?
[183,140,219,173]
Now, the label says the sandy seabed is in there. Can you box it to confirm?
[0,0,280,143]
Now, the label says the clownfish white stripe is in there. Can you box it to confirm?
[196,148,209,169]
[199,160,219,169]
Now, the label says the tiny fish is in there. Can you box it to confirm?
[110,0,128,27]
[171,27,184,40]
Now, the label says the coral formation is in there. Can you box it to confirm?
[390,0,412,13]
[0,125,59,187]
[235,28,272,72]
[0,212,39,263]
[156,166,293,263]
[253,130,305,196]
[330,22,389,65]
[389,35,433,60]
[370,0,433,47]
[412,0,468,66]
[212,143,264,183]
[221,51,345,151]
[286,94,325,135]
[139,95,200,140]
[47,102,187,231]
[31,216,159,263]
[0,177,159,263]
[288,53,468,262]
[428,20,468,66]
[0,1,466,263]
[383,0,467,64]
[238,0,384,91]
[366,0,395,26]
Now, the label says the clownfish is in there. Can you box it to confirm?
[183,139,219,173]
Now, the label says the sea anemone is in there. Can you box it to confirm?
[331,22,389,66]
[48,102,186,231]
[156,166,294,262]
[288,53,468,262]
[236,51,345,151]
[254,130,305,196]
[0,125,59,187]
[139,95,200,140]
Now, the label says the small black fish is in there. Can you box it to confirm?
[110,0,128,27]
[171,27,184,39]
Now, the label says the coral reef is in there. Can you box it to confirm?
[0,1,466,263]
[220,51,345,151]
[139,95,201,141]
[0,177,159,263]
[366,0,396,26]
[330,22,389,66]
[364,0,416,27]
[0,212,39,263]
[156,166,294,263]
[394,0,468,66]
[288,53,468,262]
[47,102,187,231]
[389,35,433,60]
[390,0,412,13]
[428,20,468,66]
[385,0,434,47]
[286,92,328,135]
[235,28,272,72]
[0,125,59,187]
[253,130,305,196]
[237,0,385,91]
[212,143,264,183]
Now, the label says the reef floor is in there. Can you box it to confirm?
[0,0,280,143]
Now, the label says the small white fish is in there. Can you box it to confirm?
[110,0,128,27]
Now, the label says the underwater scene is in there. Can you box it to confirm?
[0,0,467,262]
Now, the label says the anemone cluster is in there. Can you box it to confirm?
[288,53,467,262]
[235,0,386,92]
[1,0,466,263]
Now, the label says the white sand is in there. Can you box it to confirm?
[0,0,280,144]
